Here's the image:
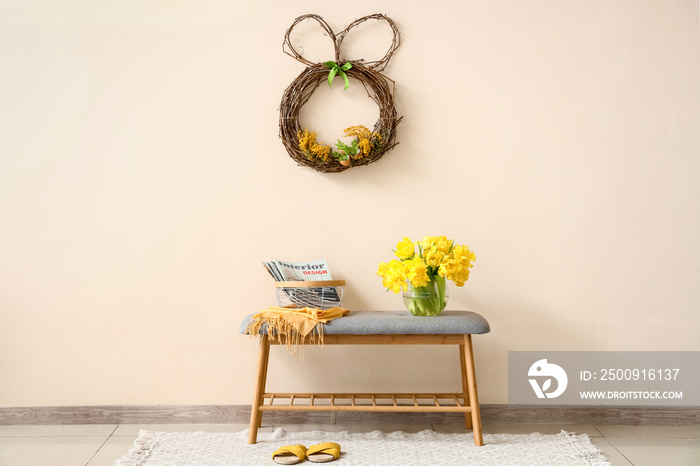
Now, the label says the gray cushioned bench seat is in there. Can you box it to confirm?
[239,310,490,335]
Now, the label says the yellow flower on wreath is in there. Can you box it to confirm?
[298,128,333,163]
[343,126,369,140]
[343,125,382,159]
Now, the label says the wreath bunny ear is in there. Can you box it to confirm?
[337,14,400,71]
[283,14,340,66]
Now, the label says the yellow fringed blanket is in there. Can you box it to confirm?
[244,306,349,354]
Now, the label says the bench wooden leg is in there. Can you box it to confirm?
[458,343,473,429]
[257,338,271,429]
[463,334,484,446]
[248,334,270,444]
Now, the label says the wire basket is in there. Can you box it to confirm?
[275,280,345,310]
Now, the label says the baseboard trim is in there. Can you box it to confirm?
[1,404,698,426]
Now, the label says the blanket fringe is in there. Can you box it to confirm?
[559,430,612,466]
[115,430,163,466]
[245,313,325,357]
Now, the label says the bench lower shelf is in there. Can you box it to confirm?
[260,393,472,413]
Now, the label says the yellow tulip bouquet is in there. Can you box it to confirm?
[377,236,476,316]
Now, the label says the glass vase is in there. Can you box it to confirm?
[402,275,449,316]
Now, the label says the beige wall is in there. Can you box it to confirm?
[1,0,699,407]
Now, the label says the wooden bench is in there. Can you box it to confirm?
[240,310,490,446]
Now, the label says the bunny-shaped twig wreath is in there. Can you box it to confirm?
[279,14,403,173]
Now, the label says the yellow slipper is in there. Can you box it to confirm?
[306,442,341,463]
[271,444,307,465]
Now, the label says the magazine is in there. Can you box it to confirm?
[263,259,333,282]
[262,259,341,308]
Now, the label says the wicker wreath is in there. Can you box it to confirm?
[279,14,403,173]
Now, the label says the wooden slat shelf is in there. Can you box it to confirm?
[260,392,471,413]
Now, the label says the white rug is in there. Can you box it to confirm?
[115,428,610,466]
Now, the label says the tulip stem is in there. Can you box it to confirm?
[405,276,447,316]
